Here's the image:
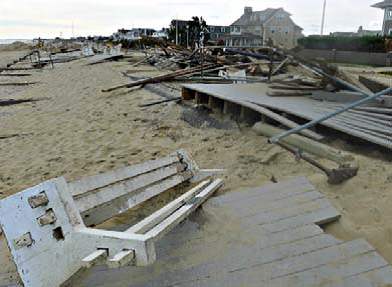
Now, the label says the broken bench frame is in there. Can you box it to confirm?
[0,150,224,287]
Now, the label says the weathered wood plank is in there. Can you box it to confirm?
[157,224,324,259]
[76,163,186,213]
[179,239,375,287]
[264,252,389,287]
[122,234,341,287]
[323,266,392,287]
[69,154,180,196]
[242,198,334,226]
[82,173,192,227]
[126,180,211,234]
[144,179,223,240]
[255,207,341,234]
[213,190,324,219]
[208,176,314,204]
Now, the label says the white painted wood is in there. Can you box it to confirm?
[82,172,193,227]
[69,154,180,197]
[75,163,186,213]
[145,179,223,240]
[82,250,108,268]
[0,178,154,287]
[126,180,211,234]
[108,250,135,269]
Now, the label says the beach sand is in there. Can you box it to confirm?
[0,49,392,282]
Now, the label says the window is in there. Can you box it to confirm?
[389,28,392,36]
[277,14,285,21]
[278,27,282,32]
[285,27,290,34]
[271,27,276,34]
[221,27,226,33]
[387,8,392,19]
[210,26,215,32]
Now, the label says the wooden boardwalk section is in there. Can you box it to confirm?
[67,177,392,287]
[182,83,392,149]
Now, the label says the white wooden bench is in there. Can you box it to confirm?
[0,150,224,287]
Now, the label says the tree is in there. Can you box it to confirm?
[168,16,210,47]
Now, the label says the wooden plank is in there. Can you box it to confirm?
[255,207,341,235]
[209,176,314,204]
[82,250,108,268]
[82,173,192,227]
[265,252,389,287]
[126,180,211,234]
[241,198,334,226]
[323,266,392,287]
[69,154,180,196]
[144,179,223,240]
[76,163,186,213]
[226,191,324,218]
[181,239,375,287]
[253,122,354,164]
[127,234,341,287]
[157,224,324,260]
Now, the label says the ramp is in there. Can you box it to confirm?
[67,177,392,287]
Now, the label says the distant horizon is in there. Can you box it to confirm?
[0,0,384,39]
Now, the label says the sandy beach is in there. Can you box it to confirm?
[1,47,392,283]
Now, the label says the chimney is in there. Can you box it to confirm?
[244,7,253,15]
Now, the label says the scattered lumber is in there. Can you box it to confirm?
[275,141,358,185]
[0,82,38,86]
[0,73,31,77]
[0,133,31,140]
[271,57,291,76]
[253,122,354,164]
[102,64,216,92]
[139,97,182,107]
[0,98,48,106]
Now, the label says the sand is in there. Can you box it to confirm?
[0,49,392,281]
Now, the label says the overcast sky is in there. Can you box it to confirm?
[0,0,385,39]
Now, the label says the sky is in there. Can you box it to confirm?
[0,0,385,39]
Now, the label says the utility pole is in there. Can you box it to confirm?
[176,20,179,45]
[321,0,327,35]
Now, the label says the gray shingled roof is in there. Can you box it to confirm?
[231,8,280,26]
[372,0,392,8]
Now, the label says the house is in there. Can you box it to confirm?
[152,29,169,39]
[112,28,156,41]
[208,25,230,42]
[330,26,381,37]
[372,0,392,36]
[226,7,304,48]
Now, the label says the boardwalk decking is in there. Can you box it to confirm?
[66,177,392,287]
[181,83,392,149]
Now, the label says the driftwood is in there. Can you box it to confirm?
[0,98,48,106]
[139,97,182,107]
[102,64,216,92]
[0,82,38,86]
[0,74,31,77]
[0,133,31,140]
